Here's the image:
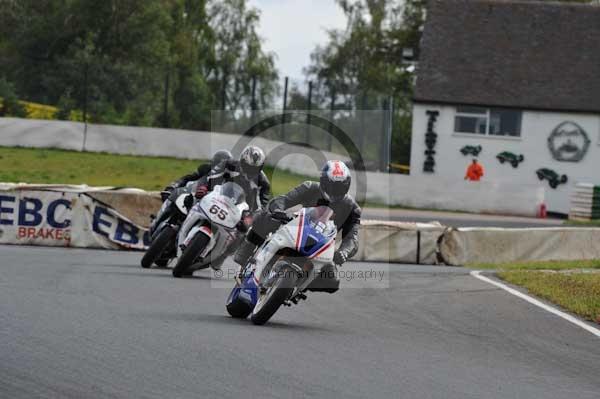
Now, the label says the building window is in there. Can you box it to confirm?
[454,107,521,137]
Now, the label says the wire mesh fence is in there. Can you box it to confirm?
[212,76,394,172]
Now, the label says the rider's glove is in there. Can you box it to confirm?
[160,191,171,201]
[161,185,175,201]
[236,211,253,233]
[333,250,347,265]
[195,184,209,199]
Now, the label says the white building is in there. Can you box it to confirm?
[410,0,600,214]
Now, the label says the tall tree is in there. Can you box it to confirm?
[208,0,278,113]
[304,0,425,165]
[0,0,278,129]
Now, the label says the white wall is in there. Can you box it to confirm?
[0,116,545,215]
[0,117,351,178]
[410,104,600,213]
[360,172,543,217]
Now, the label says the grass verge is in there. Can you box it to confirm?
[469,259,600,323]
[0,146,307,195]
[468,259,600,271]
[498,271,600,323]
[563,219,600,227]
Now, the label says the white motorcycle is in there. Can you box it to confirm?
[226,205,337,325]
[172,182,250,278]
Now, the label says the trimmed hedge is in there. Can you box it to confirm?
[0,98,83,121]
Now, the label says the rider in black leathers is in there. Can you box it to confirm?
[196,146,270,212]
[149,150,233,237]
[162,150,233,201]
[234,160,361,293]
[185,146,270,270]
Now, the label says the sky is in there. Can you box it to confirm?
[248,0,347,82]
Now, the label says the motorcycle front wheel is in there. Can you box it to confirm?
[226,289,253,319]
[172,232,210,278]
[250,262,298,325]
[141,225,176,268]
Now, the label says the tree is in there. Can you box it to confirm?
[208,0,278,113]
[0,77,26,117]
[304,0,426,165]
[0,0,278,130]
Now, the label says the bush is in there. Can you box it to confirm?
[56,90,77,120]
[0,78,26,117]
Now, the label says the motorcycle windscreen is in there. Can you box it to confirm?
[295,206,336,258]
[220,182,246,205]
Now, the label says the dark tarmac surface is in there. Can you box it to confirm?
[1,245,598,399]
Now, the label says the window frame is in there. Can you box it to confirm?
[453,106,522,138]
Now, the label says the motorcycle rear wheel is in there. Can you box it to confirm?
[172,232,210,278]
[250,262,298,325]
[141,226,176,268]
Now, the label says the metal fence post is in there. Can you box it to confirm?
[383,96,394,172]
[281,76,288,141]
[305,80,312,143]
[82,62,89,152]
[358,92,367,156]
[250,75,257,126]
[163,69,170,128]
[327,90,335,151]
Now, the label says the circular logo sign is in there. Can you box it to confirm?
[547,121,590,162]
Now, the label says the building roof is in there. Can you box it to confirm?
[414,0,600,113]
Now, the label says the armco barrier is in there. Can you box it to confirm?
[439,227,600,266]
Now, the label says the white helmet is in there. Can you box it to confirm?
[239,146,265,178]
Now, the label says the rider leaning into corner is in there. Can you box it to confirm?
[233,160,361,294]
[162,149,233,201]
[149,149,233,236]
[178,145,270,271]
[195,145,271,212]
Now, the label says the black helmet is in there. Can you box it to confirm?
[320,160,351,202]
[211,149,233,168]
[239,146,265,178]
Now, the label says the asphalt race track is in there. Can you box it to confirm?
[1,245,599,399]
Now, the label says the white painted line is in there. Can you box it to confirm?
[470,270,600,338]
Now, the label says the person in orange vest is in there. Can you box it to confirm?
[465,159,484,181]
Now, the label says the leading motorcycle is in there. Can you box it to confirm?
[226,205,337,325]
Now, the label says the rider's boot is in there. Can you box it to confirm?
[233,238,257,266]
[307,264,340,294]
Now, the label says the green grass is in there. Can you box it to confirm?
[0,146,307,195]
[469,259,600,323]
[563,219,600,227]
[468,259,600,271]
[499,271,600,323]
